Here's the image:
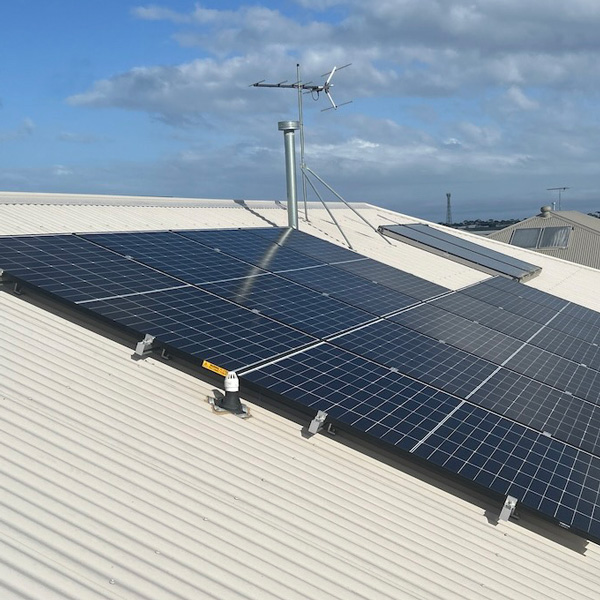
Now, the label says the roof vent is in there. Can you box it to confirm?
[213,372,250,418]
[540,205,552,217]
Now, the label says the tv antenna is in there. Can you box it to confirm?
[546,187,569,211]
[250,64,389,246]
[251,63,353,111]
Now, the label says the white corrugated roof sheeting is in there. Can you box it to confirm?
[2,192,600,599]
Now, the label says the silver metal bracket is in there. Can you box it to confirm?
[134,334,156,358]
[499,495,518,521]
[308,410,328,435]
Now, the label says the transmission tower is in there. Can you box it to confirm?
[446,193,453,225]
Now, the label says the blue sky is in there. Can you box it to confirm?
[2,1,600,221]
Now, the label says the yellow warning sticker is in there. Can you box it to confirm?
[202,360,228,377]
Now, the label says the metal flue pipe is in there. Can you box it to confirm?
[278,120,300,229]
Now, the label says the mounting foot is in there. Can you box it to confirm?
[308,410,328,436]
[499,495,519,521]
[134,334,155,358]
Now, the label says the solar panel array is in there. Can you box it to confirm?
[1,226,600,543]
[378,223,542,281]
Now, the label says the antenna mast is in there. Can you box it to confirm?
[546,187,570,211]
[251,64,389,246]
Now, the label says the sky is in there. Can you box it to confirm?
[2,0,600,222]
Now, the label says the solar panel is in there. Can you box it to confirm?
[0,234,181,302]
[333,257,449,300]
[81,231,270,285]
[389,303,525,363]
[379,223,541,281]
[177,228,323,273]
[467,369,600,455]
[2,227,600,543]
[330,319,499,398]
[246,227,364,264]
[199,273,374,337]
[82,286,316,371]
[482,276,568,310]
[279,264,419,316]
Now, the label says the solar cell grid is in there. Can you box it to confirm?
[483,277,568,310]
[561,302,600,327]
[430,293,544,340]
[4,226,600,543]
[199,273,374,337]
[389,303,524,363]
[242,343,463,450]
[333,257,448,300]
[530,327,600,371]
[177,229,322,272]
[0,234,179,303]
[279,264,418,316]
[548,313,600,346]
[82,286,315,371]
[467,369,600,455]
[460,284,558,323]
[82,231,269,285]
[505,345,600,404]
[246,227,365,264]
[330,320,499,398]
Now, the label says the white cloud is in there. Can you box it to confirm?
[58,1,600,219]
[0,118,35,142]
[504,86,539,111]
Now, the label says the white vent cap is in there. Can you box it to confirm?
[224,371,239,392]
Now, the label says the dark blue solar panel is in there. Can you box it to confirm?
[430,289,600,368]
[242,343,462,450]
[460,283,558,324]
[379,224,541,280]
[246,227,365,264]
[278,264,418,316]
[82,286,315,371]
[431,292,544,339]
[177,229,323,272]
[389,303,524,363]
[505,345,600,404]
[333,258,448,300]
[199,273,374,337]
[81,231,270,285]
[530,327,600,371]
[483,277,567,310]
[467,369,600,455]
[0,234,179,302]
[548,313,600,346]
[330,320,499,398]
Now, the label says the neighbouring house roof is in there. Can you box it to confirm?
[1,191,600,600]
[488,207,600,270]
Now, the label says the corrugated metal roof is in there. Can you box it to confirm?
[2,193,600,599]
[488,210,600,270]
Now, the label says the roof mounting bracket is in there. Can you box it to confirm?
[499,495,519,521]
[308,410,328,436]
[134,333,156,358]
[12,282,23,295]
